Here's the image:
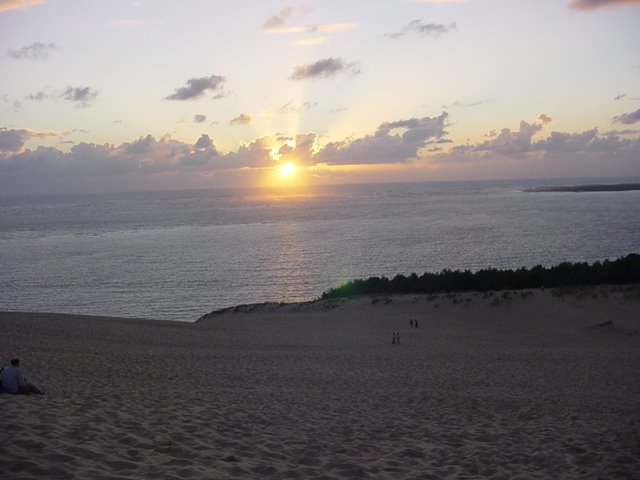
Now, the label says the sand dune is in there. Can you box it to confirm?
[1,286,639,479]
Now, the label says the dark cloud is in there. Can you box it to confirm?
[165,75,226,101]
[194,134,216,152]
[451,119,544,156]
[613,108,640,124]
[223,136,275,168]
[569,0,640,10]
[605,128,640,135]
[387,20,457,40]
[61,86,98,107]
[193,114,207,123]
[316,113,449,165]
[277,133,317,165]
[0,128,31,153]
[290,57,360,80]
[8,41,56,60]
[535,129,599,153]
[441,117,639,161]
[0,127,57,154]
[122,134,154,154]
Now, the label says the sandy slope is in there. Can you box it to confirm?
[1,286,639,479]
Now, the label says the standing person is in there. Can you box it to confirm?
[0,358,45,395]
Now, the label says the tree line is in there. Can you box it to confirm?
[322,254,640,299]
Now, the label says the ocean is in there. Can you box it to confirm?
[1,179,639,321]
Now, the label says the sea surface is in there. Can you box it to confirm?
[1,179,639,321]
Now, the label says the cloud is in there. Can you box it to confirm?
[387,20,457,39]
[193,114,207,123]
[165,75,226,101]
[450,119,546,156]
[276,100,316,115]
[276,133,318,165]
[0,127,57,155]
[538,114,552,125]
[306,23,357,33]
[441,99,487,109]
[8,41,56,60]
[0,0,44,13]
[261,101,316,116]
[26,86,100,107]
[262,8,356,43]
[230,113,252,125]
[290,57,360,80]
[262,6,297,30]
[122,134,155,154]
[425,124,640,181]
[569,0,640,10]
[26,86,53,101]
[61,86,98,107]
[614,94,626,101]
[316,113,449,165]
[194,134,216,151]
[613,108,640,124]
[223,136,278,168]
[3,113,639,195]
[3,96,22,112]
[431,116,639,165]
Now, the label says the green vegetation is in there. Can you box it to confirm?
[322,254,640,299]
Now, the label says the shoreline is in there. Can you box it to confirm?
[2,283,640,325]
[525,182,640,193]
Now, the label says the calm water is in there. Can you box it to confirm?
[1,179,639,321]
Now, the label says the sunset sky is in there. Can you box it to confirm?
[1,0,639,195]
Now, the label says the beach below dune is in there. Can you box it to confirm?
[1,287,639,479]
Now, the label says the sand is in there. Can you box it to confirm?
[1,286,639,479]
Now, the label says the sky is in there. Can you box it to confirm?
[1,0,639,195]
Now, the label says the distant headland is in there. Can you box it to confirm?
[525,183,640,193]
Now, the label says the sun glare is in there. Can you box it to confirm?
[278,162,296,177]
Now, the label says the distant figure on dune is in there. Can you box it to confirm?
[391,332,401,345]
[410,319,414,327]
[0,358,45,395]
[414,319,419,329]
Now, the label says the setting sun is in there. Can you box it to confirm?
[278,162,297,177]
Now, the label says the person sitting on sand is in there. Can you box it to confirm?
[0,358,45,395]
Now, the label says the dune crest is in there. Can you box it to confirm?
[1,287,639,479]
